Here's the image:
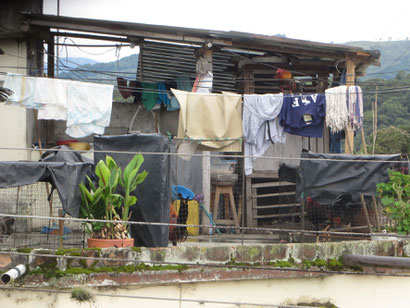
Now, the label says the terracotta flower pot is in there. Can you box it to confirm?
[87,238,134,248]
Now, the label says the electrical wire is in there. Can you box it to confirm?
[0,146,406,164]
[3,47,410,87]
[3,66,410,87]
[4,40,409,87]
[0,210,409,239]
[375,43,410,76]
[2,70,410,96]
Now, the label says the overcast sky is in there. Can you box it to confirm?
[43,0,410,62]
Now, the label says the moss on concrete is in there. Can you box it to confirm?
[27,263,189,279]
[55,248,101,256]
[16,248,33,254]
[131,247,142,253]
[226,255,362,272]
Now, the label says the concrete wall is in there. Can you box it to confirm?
[0,275,408,308]
[0,39,37,161]
[51,102,156,143]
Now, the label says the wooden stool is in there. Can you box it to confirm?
[212,182,240,234]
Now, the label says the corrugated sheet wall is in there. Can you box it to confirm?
[137,40,237,92]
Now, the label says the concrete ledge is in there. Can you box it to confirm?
[0,239,408,287]
[0,239,408,271]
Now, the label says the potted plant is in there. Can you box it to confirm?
[375,169,410,237]
[79,154,148,248]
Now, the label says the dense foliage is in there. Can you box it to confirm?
[377,170,410,234]
[357,72,410,154]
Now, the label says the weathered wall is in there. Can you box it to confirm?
[0,39,36,161]
[51,102,156,143]
[0,274,409,308]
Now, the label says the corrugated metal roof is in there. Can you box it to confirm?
[23,13,380,65]
[138,41,237,92]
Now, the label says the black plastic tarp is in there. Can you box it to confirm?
[94,133,171,248]
[0,146,93,217]
[298,152,405,203]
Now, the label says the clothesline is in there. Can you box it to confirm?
[3,47,409,87]
[3,71,404,97]
[2,71,410,96]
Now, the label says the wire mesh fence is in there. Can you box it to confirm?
[0,146,407,250]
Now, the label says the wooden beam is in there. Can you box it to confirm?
[201,43,213,235]
[29,19,232,46]
[50,31,130,43]
[344,59,356,154]
[317,72,329,153]
[46,38,54,78]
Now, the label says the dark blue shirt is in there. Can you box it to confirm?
[279,94,326,137]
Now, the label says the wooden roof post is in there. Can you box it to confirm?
[201,41,213,235]
[345,58,356,154]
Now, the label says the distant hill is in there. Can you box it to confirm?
[60,57,99,68]
[58,41,410,81]
[45,57,98,74]
[346,40,410,79]
[59,53,139,82]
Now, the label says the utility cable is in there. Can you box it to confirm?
[0,212,408,239]
[0,146,406,164]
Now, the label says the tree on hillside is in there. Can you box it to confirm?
[373,127,410,155]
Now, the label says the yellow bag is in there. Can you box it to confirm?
[173,200,200,236]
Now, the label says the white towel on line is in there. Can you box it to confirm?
[325,86,349,133]
[3,73,114,138]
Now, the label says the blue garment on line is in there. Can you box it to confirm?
[157,82,170,106]
[329,130,344,153]
[168,76,192,111]
[279,94,326,138]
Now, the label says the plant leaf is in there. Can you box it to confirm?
[125,196,137,208]
[105,155,118,171]
[123,154,144,186]
[95,160,110,188]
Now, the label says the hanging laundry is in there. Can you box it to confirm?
[193,57,213,93]
[279,93,326,138]
[129,80,142,103]
[172,89,242,152]
[168,76,192,111]
[65,82,114,137]
[347,86,363,131]
[193,72,213,93]
[141,82,158,111]
[3,74,45,109]
[325,86,349,133]
[157,82,170,106]
[116,77,131,99]
[3,73,114,138]
[329,129,345,153]
[243,94,285,176]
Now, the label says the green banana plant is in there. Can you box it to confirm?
[79,154,148,239]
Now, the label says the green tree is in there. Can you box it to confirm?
[373,126,410,154]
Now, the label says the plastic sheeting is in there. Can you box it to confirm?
[298,152,405,203]
[0,146,93,217]
[94,133,171,248]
